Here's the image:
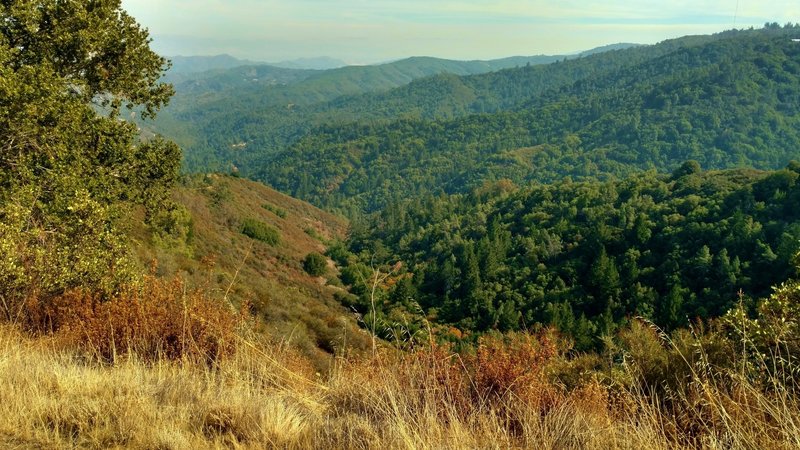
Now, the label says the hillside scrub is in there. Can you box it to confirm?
[2,283,800,449]
[135,174,369,371]
[241,218,281,246]
[17,274,242,363]
[303,252,328,276]
[2,264,800,448]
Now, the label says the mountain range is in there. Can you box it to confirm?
[167,54,348,73]
[145,43,641,170]
[134,23,800,344]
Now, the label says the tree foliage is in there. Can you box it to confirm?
[1,0,173,117]
[0,0,178,317]
[339,165,800,349]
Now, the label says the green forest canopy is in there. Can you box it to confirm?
[335,163,800,349]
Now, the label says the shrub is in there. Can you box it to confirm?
[208,180,232,205]
[262,203,287,219]
[240,219,280,246]
[303,253,328,276]
[304,227,322,241]
[22,275,241,363]
[470,332,560,409]
[724,278,800,380]
[150,203,194,253]
[0,188,137,323]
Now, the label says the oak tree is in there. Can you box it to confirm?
[0,0,179,317]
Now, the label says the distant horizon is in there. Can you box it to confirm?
[151,33,718,66]
[163,42,642,67]
[121,0,798,65]
[165,53,347,65]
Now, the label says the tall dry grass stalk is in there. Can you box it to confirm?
[5,320,799,450]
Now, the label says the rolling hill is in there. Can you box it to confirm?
[131,174,370,367]
[165,32,743,174]
[256,25,800,213]
[147,44,639,170]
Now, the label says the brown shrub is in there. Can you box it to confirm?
[470,332,561,410]
[22,275,241,363]
[401,341,474,417]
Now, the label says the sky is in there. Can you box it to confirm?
[121,0,800,64]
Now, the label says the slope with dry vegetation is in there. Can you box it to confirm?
[3,294,800,449]
[132,174,371,368]
[3,3,800,449]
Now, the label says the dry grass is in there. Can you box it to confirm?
[19,274,241,363]
[0,325,320,449]
[2,320,799,449]
[133,175,370,370]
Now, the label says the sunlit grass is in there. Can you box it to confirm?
[2,320,799,449]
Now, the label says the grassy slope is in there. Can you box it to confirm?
[133,175,370,367]
[5,177,800,449]
[2,322,799,449]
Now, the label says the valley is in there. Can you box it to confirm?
[2,1,800,446]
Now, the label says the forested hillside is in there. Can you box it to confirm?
[150,45,637,170]
[159,28,795,180]
[335,164,800,349]
[260,25,800,213]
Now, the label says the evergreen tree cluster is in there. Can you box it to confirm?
[337,164,800,349]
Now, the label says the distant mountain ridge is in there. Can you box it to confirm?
[168,53,579,74]
[251,26,800,213]
[167,54,347,74]
[166,43,640,76]
[273,56,348,70]
[168,54,264,74]
[148,43,641,169]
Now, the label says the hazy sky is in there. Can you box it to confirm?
[121,0,799,64]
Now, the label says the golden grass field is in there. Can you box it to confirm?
[2,313,799,449]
